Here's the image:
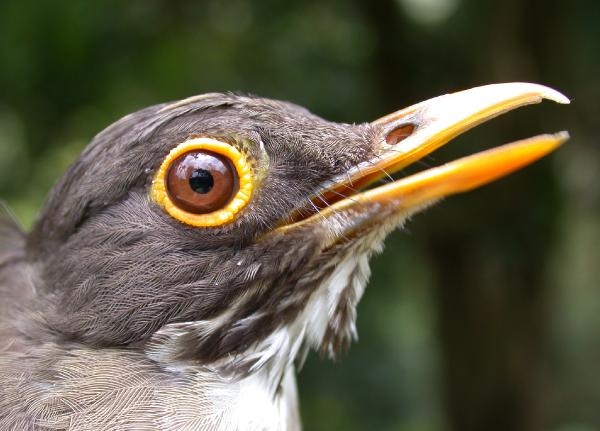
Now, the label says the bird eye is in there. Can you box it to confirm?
[151,137,254,227]
[166,151,238,214]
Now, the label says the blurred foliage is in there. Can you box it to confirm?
[0,0,598,430]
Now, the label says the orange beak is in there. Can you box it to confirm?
[280,83,569,242]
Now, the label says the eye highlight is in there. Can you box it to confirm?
[151,137,254,227]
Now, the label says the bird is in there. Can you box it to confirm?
[0,83,568,430]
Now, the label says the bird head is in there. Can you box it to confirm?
[28,83,568,371]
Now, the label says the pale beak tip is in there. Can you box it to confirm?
[539,85,570,105]
[556,130,571,141]
[553,130,571,149]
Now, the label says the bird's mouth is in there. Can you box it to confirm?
[280,83,569,241]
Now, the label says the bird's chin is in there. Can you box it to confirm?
[276,83,568,249]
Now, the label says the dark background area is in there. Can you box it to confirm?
[0,1,598,430]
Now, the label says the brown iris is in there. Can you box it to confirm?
[166,150,238,214]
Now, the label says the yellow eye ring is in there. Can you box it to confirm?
[151,137,254,227]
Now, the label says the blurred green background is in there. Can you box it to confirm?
[0,0,598,430]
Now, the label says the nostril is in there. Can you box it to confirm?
[385,124,415,146]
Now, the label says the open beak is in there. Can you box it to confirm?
[281,82,569,242]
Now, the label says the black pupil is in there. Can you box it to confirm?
[189,169,214,194]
